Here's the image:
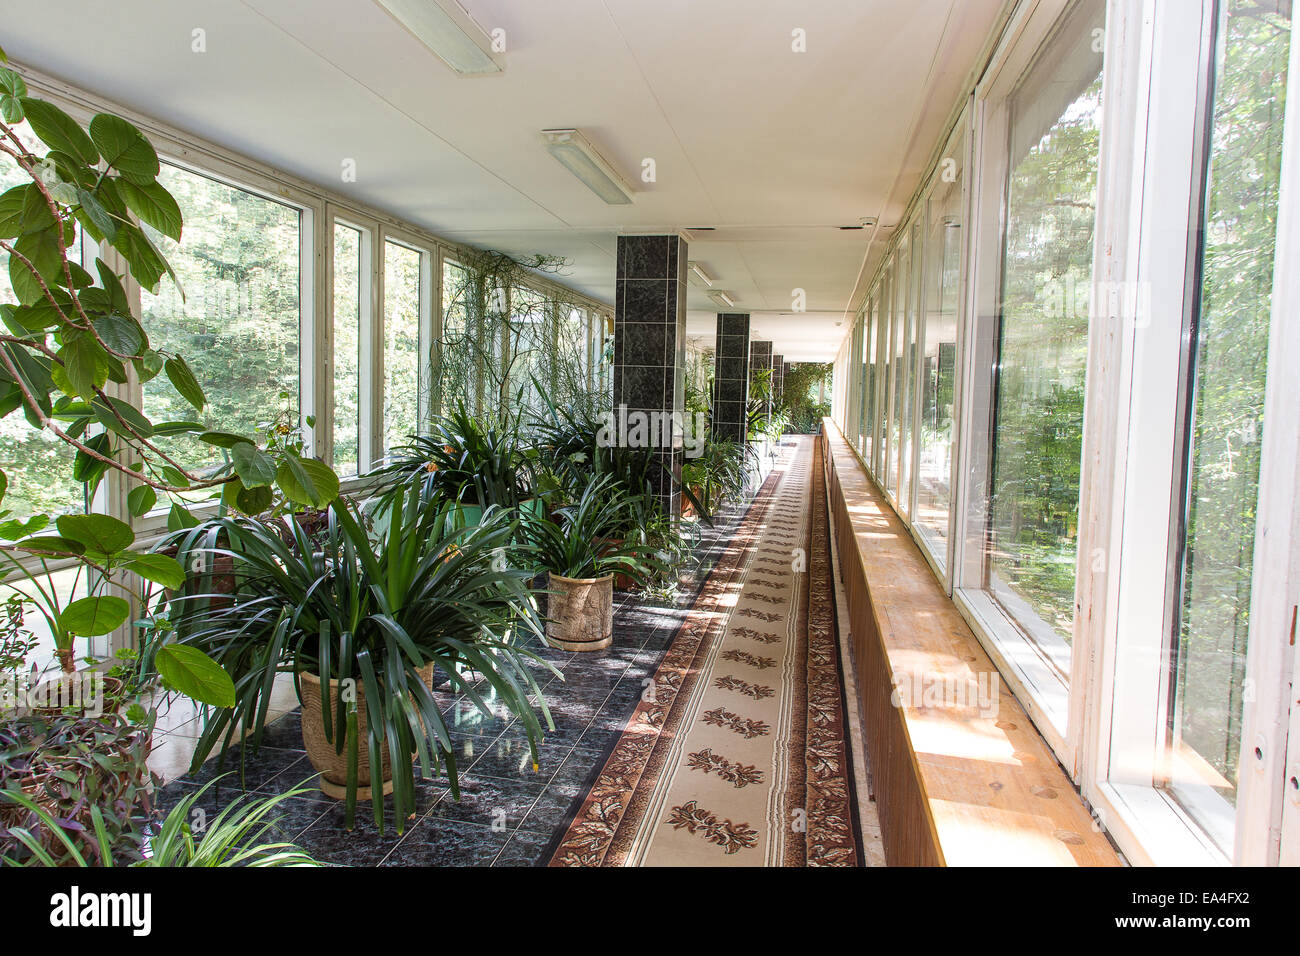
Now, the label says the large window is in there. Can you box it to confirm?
[332,222,364,476]
[916,131,965,563]
[383,239,422,452]
[1165,0,1292,852]
[985,0,1103,660]
[141,163,302,486]
[0,126,82,520]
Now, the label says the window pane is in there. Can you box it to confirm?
[383,240,421,452]
[438,259,477,416]
[1167,0,1291,846]
[141,164,301,490]
[986,0,1103,657]
[917,139,965,559]
[876,272,893,478]
[0,128,90,519]
[332,223,361,477]
[887,247,908,495]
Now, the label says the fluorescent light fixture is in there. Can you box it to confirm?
[541,129,634,205]
[688,261,714,288]
[374,0,503,75]
[708,290,736,310]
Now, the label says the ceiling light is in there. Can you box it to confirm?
[374,0,503,75]
[541,129,634,205]
[858,216,878,227]
[688,262,714,288]
[708,291,736,309]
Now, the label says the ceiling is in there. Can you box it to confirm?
[1,0,1006,361]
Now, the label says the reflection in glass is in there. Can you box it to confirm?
[383,241,422,452]
[987,0,1103,658]
[142,164,302,487]
[332,223,361,477]
[1167,0,1291,847]
[916,137,964,561]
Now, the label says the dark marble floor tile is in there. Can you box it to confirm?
[518,779,585,834]
[250,710,306,752]
[182,744,313,794]
[492,827,554,867]
[425,773,546,831]
[384,818,509,867]
[468,733,571,783]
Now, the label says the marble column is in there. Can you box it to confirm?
[710,313,750,444]
[613,234,687,518]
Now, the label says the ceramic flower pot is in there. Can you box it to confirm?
[545,572,614,652]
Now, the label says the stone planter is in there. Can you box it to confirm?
[298,663,435,801]
[546,572,614,652]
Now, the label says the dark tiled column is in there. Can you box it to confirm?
[748,340,773,423]
[613,234,687,517]
[710,313,750,444]
[772,353,785,401]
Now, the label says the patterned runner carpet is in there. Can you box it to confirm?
[548,435,862,866]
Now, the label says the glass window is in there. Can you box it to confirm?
[0,125,83,520]
[1164,0,1291,851]
[141,164,302,487]
[887,244,909,496]
[917,134,965,561]
[438,259,478,416]
[383,240,422,452]
[332,223,362,476]
[900,222,923,516]
[861,301,876,460]
[875,272,893,480]
[985,0,1103,662]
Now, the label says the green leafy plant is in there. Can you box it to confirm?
[681,436,752,518]
[374,402,534,512]
[165,486,556,831]
[0,710,154,866]
[0,53,340,521]
[520,474,664,585]
[1,774,320,867]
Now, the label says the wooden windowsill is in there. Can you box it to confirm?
[821,420,1121,867]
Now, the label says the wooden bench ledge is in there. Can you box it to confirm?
[821,420,1121,867]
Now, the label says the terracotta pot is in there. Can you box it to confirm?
[298,663,435,801]
[546,572,614,652]
[30,674,125,717]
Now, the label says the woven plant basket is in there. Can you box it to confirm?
[298,663,435,801]
[546,572,614,652]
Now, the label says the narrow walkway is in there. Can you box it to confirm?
[549,435,867,866]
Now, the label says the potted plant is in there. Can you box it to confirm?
[520,475,663,651]
[167,484,557,831]
[374,404,539,526]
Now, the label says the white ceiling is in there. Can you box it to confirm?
[1,0,1005,361]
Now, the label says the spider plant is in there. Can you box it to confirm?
[1,778,320,867]
[163,484,556,831]
[373,403,534,513]
[520,475,665,586]
[681,436,753,518]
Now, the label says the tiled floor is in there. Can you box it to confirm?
[152,501,750,867]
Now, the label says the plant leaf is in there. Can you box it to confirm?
[163,355,206,412]
[88,113,159,185]
[59,595,130,636]
[275,455,340,508]
[155,644,236,708]
[56,512,134,554]
[122,551,185,589]
[231,442,277,488]
[20,97,99,166]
